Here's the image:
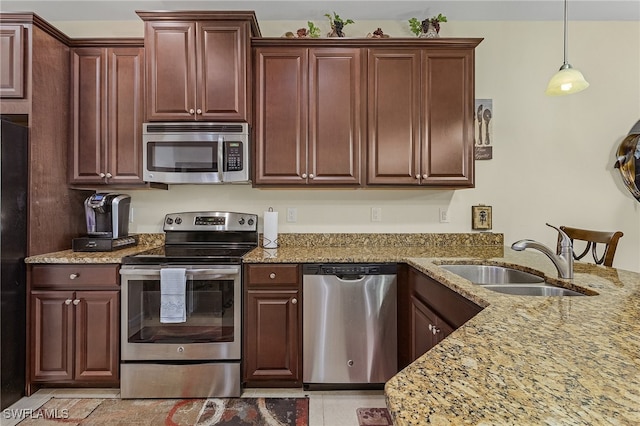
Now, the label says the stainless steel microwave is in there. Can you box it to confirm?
[143,123,250,184]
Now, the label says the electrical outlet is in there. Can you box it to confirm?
[287,207,297,223]
[371,207,382,222]
[439,208,450,223]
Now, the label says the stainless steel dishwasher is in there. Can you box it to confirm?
[302,263,397,389]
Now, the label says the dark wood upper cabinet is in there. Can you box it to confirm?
[421,49,475,186]
[367,46,477,187]
[138,11,260,122]
[367,49,422,185]
[252,38,481,189]
[69,44,144,185]
[0,24,25,98]
[253,43,362,186]
[1,13,89,256]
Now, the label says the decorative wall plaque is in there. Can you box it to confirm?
[472,205,492,230]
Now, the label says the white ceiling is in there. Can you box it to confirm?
[1,1,639,22]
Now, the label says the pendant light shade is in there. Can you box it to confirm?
[545,0,589,96]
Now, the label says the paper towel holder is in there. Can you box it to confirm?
[263,207,279,249]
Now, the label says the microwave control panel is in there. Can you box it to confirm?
[225,141,243,171]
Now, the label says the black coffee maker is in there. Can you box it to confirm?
[73,193,137,251]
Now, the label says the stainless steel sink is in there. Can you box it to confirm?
[482,284,585,297]
[439,264,544,284]
[439,263,587,296]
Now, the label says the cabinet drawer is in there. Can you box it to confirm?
[31,265,119,289]
[245,264,299,286]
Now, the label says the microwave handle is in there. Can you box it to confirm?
[218,134,224,182]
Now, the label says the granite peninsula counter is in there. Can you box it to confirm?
[244,235,640,426]
[25,232,640,424]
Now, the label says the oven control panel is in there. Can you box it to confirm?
[163,211,258,232]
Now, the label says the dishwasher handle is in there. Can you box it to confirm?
[336,274,365,281]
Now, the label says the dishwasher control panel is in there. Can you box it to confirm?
[302,263,397,275]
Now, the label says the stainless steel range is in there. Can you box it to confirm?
[119,211,257,398]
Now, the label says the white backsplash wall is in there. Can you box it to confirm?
[52,18,640,273]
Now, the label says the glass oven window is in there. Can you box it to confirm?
[147,141,218,172]
[126,278,235,344]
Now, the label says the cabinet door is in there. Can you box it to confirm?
[308,48,362,185]
[70,47,107,184]
[197,21,248,121]
[367,49,421,185]
[0,24,25,98]
[421,49,475,187]
[410,295,437,360]
[410,295,454,361]
[31,291,74,382]
[144,21,197,120]
[244,289,300,384]
[254,48,308,185]
[74,291,120,382]
[106,47,144,184]
[70,47,145,185]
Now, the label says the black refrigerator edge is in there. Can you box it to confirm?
[0,117,28,410]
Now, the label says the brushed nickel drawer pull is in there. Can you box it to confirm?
[69,273,79,279]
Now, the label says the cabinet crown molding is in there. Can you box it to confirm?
[135,10,261,37]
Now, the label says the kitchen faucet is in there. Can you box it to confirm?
[511,223,574,279]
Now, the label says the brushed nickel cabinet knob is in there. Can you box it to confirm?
[269,273,276,279]
[69,273,79,279]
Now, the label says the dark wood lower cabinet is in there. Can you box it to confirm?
[399,265,483,367]
[28,265,120,392]
[31,290,119,383]
[243,264,301,387]
[411,295,454,360]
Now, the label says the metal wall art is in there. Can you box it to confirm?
[475,99,493,160]
[614,119,640,202]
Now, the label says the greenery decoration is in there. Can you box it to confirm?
[307,21,321,38]
[408,14,448,36]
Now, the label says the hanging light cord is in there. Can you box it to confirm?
[561,0,569,69]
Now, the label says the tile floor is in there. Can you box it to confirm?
[2,387,387,426]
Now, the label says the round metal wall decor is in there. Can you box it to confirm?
[614,120,640,202]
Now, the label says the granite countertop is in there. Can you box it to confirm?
[246,235,640,425]
[24,234,164,264]
[24,232,640,424]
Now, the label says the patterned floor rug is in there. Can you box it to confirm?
[356,407,393,426]
[16,397,309,425]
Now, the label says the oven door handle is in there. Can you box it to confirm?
[120,267,239,277]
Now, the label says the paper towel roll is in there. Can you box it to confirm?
[263,210,278,248]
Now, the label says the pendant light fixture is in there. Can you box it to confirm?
[545,0,589,96]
